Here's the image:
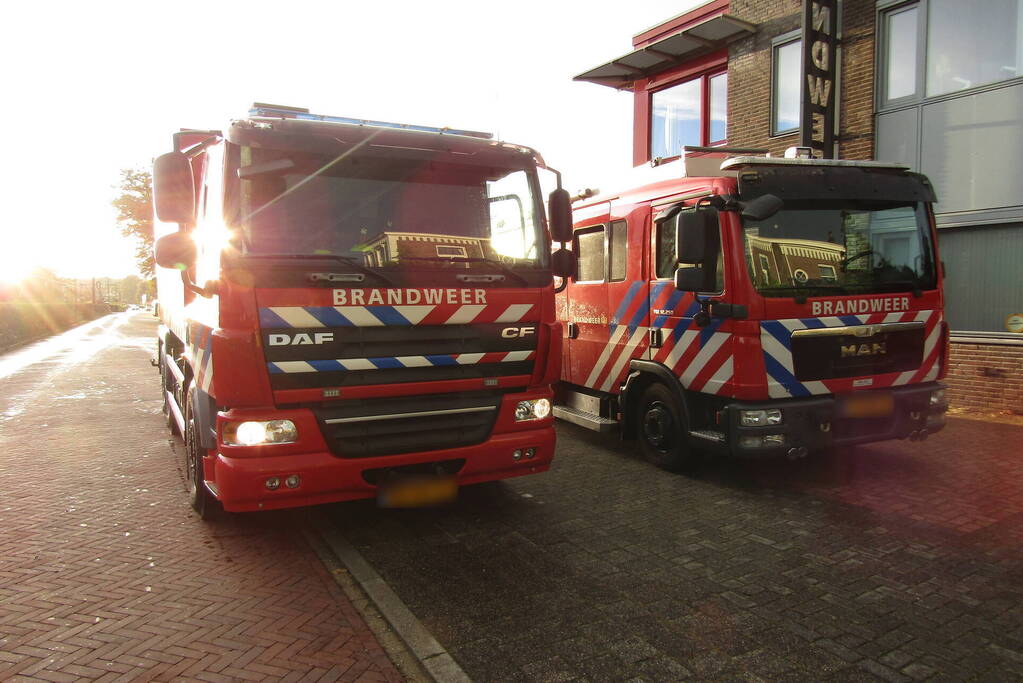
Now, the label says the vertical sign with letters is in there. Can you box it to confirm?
[800,0,838,158]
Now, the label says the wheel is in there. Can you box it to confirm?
[637,383,695,472]
[185,388,221,520]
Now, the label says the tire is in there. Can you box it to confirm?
[637,383,695,472]
[185,388,221,520]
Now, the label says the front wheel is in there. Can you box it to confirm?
[637,383,696,472]
[185,388,221,520]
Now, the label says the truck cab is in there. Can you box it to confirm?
[153,104,573,516]
[555,149,948,470]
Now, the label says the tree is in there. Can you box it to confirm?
[112,168,154,278]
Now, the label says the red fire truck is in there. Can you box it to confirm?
[554,148,949,470]
[153,104,574,517]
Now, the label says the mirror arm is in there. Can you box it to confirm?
[179,270,215,298]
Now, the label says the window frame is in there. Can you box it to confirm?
[573,224,607,283]
[878,1,925,107]
[608,219,628,282]
[648,69,729,163]
[770,30,802,137]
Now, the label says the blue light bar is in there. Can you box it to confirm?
[248,104,493,140]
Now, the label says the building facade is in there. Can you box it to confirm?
[575,0,1023,412]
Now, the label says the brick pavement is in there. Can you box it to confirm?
[0,314,403,682]
[326,417,1023,682]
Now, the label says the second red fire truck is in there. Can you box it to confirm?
[555,148,949,470]
[153,104,574,517]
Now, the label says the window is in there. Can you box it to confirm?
[926,0,1022,97]
[609,220,628,281]
[650,72,728,160]
[884,6,919,101]
[575,227,605,282]
[436,245,467,258]
[709,73,728,143]
[655,219,677,279]
[818,264,837,281]
[772,35,801,135]
[880,0,1022,104]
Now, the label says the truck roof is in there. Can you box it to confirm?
[228,104,542,164]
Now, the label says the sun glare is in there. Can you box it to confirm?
[0,254,37,286]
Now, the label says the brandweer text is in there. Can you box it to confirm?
[332,289,487,306]
[811,297,910,316]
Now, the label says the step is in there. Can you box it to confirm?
[553,405,619,433]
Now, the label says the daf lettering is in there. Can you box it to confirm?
[501,326,536,339]
[268,332,335,346]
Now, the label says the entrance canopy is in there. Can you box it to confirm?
[573,14,755,88]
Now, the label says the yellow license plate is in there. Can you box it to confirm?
[840,392,894,418]
[377,476,457,508]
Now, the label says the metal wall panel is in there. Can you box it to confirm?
[940,223,1023,332]
[919,83,1023,215]
[876,107,920,168]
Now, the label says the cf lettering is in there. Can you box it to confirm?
[501,326,536,339]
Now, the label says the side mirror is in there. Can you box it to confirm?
[551,248,576,279]
[153,152,195,224]
[674,265,717,293]
[154,231,197,271]
[548,189,573,243]
[676,208,716,263]
[740,193,783,221]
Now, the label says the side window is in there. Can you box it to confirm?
[609,220,628,282]
[574,226,605,282]
[656,218,677,279]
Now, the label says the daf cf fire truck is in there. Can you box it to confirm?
[153,104,574,517]
[554,148,949,470]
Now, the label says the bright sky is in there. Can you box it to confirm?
[2,0,700,282]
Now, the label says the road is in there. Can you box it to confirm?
[3,313,1022,681]
[0,313,402,681]
[323,390,1023,680]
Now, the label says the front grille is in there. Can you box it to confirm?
[791,323,924,381]
[313,391,503,458]
[263,323,536,389]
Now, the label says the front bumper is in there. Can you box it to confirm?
[207,390,555,512]
[717,382,947,458]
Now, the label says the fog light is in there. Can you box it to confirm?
[285,475,301,489]
[739,436,763,449]
[525,448,535,459]
[265,477,281,490]
[740,409,783,426]
[512,449,523,461]
[515,399,551,422]
[223,419,298,446]
[763,433,785,446]
[930,389,946,407]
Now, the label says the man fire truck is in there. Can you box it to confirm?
[554,148,948,470]
[153,104,574,517]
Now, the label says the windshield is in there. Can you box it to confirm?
[229,144,546,270]
[741,200,937,297]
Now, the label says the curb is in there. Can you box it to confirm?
[308,512,472,683]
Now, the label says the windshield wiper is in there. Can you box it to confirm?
[240,253,399,287]
[397,257,532,286]
[840,248,874,270]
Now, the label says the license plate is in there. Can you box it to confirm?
[377,476,457,508]
[839,392,894,418]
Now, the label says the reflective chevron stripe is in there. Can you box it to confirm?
[267,350,534,374]
[259,303,533,328]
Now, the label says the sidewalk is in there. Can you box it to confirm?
[0,314,404,682]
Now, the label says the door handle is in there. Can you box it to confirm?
[567,322,579,339]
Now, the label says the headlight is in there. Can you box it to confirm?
[930,389,946,407]
[740,409,783,426]
[223,419,298,446]
[515,399,551,421]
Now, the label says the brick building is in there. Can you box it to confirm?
[574,0,1023,413]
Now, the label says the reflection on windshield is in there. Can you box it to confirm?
[236,146,544,269]
[742,201,936,297]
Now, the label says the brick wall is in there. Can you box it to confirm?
[945,341,1023,414]
[727,0,876,160]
